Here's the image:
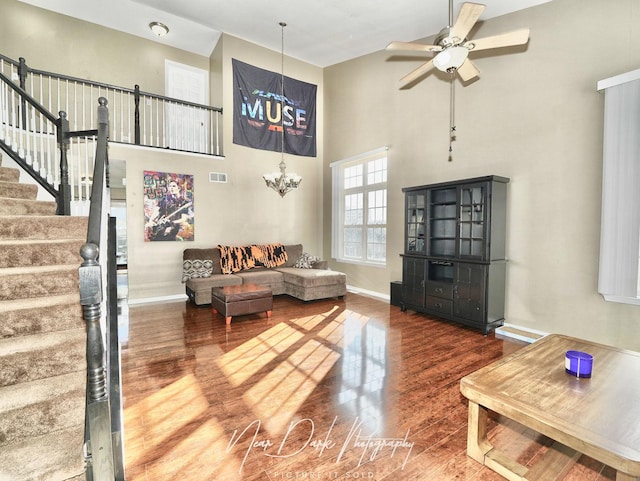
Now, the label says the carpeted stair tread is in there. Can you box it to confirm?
[0,371,85,446]
[0,197,57,216]
[0,180,38,200]
[0,293,83,339]
[0,166,20,182]
[1,137,88,481]
[0,215,88,240]
[0,327,86,387]
[0,264,80,301]
[0,239,85,268]
[0,424,84,481]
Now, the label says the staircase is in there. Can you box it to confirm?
[0,154,87,480]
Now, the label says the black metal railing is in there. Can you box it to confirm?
[79,97,124,480]
[1,52,223,215]
[1,54,223,156]
[0,69,77,214]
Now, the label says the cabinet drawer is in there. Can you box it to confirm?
[426,283,453,299]
[426,296,452,314]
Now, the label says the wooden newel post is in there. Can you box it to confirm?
[80,241,116,479]
[134,84,140,145]
[79,242,106,402]
[57,111,71,215]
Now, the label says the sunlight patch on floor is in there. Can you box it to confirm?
[290,305,340,330]
[124,374,209,467]
[215,322,305,387]
[243,339,341,435]
[216,307,371,436]
[317,309,370,348]
[142,418,242,481]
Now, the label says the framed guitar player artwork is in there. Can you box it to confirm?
[143,170,194,242]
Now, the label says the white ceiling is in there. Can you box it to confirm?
[18,0,551,67]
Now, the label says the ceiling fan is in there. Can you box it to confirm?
[386,1,530,159]
[386,1,530,87]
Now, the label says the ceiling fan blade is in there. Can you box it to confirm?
[399,59,436,88]
[450,2,485,42]
[456,58,480,82]
[386,41,441,53]
[467,28,530,51]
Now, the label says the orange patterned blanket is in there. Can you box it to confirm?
[218,243,288,274]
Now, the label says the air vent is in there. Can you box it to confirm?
[209,172,228,183]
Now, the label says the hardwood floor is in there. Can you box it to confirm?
[120,292,614,481]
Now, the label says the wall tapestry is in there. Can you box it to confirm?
[232,58,317,157]
[143,171,194,242]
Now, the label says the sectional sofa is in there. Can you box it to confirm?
[182,243,347,305]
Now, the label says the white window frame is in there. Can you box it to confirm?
[331,147,388,267]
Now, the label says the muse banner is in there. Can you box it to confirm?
[232,58,317,157]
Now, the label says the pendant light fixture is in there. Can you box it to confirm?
[263,21,302,197]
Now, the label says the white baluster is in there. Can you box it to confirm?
[119,90,124,142]
[0,81,6,142]
[24,103,31,164]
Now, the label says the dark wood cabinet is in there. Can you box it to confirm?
[401,176,509,334]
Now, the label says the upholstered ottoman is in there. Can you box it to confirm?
[211,283,273,325]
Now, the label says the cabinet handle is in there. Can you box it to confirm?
[435,303,442,308]
[435,287,443,294]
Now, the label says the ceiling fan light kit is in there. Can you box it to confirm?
[433,46,469,72]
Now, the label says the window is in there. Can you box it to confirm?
[331,147,388,266]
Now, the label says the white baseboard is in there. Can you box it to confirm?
[346,285,389,302]
[127,294,188,305]
[495,323,548,344]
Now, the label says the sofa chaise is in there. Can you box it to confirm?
[183,243,347,305]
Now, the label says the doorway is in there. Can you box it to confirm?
[164,60,209,152]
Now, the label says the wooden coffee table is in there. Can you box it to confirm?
[460,334,640,481]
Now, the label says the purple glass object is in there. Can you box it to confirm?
[565,350,593,378]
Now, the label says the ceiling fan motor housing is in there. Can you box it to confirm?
[435,27,465,48]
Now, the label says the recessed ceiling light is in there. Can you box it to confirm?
[149,22,169,37]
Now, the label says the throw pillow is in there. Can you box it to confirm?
[294,252,320,269]
[182,259,214,283]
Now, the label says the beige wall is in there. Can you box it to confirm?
[323,0,640,350]
[3,0,325,302]
[0,0,208,90]
[117,34,324,301]
[5,0,640,350]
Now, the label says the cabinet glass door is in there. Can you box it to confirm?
[406,192,425,253]
[458,184,486,259]
[428,188,457,257]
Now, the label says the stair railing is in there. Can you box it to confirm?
[79,97,124,480]
[0,68,75,214]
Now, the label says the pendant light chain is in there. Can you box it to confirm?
[449,75,456,161]
[447,0,455,162]
[280,21,286,163]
